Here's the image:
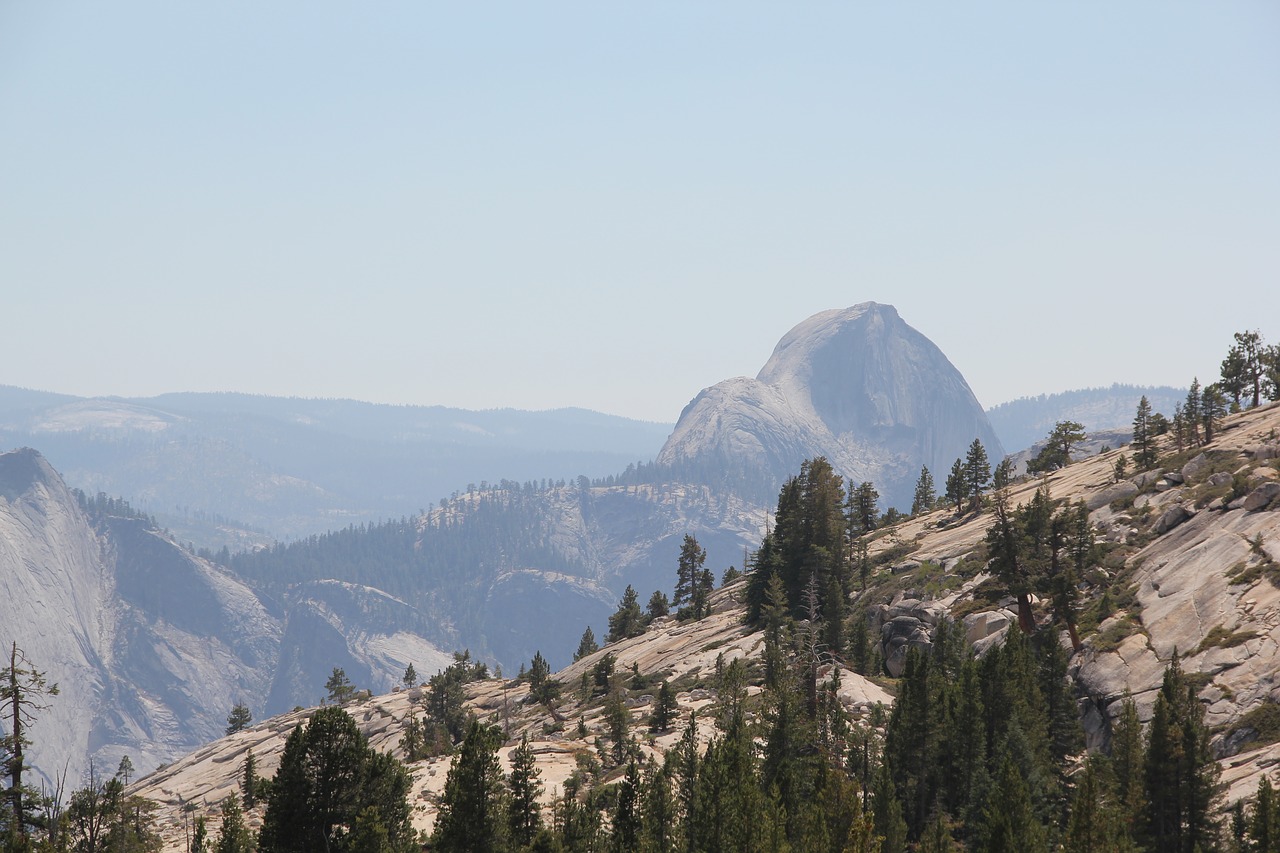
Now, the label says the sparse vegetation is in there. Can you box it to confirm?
[1194,625,1259,655]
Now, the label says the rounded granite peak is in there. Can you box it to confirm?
[659,303,1004,508]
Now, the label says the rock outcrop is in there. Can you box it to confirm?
[657,303,1005,509]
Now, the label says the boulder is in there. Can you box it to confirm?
[1207,472,1233,488]
[1181,453,1211,482]
[1153,504,1193,534]
[1086,481,1139,511]
[963,610,1012,645]
[1131,469,1164,490]
[1243,482,1280,512]
[1165,471,1185,485]
[881,615,932,678]
[1250,444,1279,461]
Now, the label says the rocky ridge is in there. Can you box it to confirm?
[130,402,1280,845]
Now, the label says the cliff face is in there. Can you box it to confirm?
[0,448,450,782]
[658,303,1005,508]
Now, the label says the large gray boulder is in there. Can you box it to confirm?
[1243,482,1280,512]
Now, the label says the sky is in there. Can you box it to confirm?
[1,3,1277,423]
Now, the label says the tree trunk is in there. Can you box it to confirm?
[1016,593,1036,635]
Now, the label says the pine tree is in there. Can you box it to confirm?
[911,466,935,516]
[650,680,677,732]
[324,667,355,704]
[240,749,258,809]
[849,481,880,536]
[402,663,417,689]
[690,568,715,620]
[507,734,543,848]
[1143,656,1222,853]
[213,797,254,853]
[607,585,645,641]
[611,761,642,853]
[979,750,1048,853]
[259,706,415,852]
[528,651,559,705]
[945,457,968,512]
[964,439,991,513]
[1132,396,1159,470]
[1248,774,1279,853]
[116,754,135,787]
[432,721,507,852]
[1202,383,1227,443]
[1,642,59,843]
[646,590,670,621]
[573,626,599,662]
[641,763,678,853]
[1028,420,1087,473]
[673,534,706,607]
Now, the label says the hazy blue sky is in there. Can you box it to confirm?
[2,3,1276,422]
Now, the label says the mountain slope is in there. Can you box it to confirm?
[657,302,1005,508]
[0,448,453,783]
[126,402,1280,848]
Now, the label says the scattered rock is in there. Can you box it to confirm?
[1250,444,1280,461]
[1206,471,1233,488]
[1165,471,1185,485]
[1243,483,1280,512]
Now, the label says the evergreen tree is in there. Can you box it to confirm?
[1,642,59,844]
[978,750,1048,853]
[240,749,258,809]
[1202,383,1228,443]
[1249,774,1279,853]
[964,440,991,513]
[259,707,415,852]
[573,626,599,662]
[191,815,209,853]
[527,651,560,705]
[1222,329,1268,408]
[1184,378,1203,446]
[402,663,417,690]
[673,534,706,607]
[1132,396,1159,470]
[641,763,677,853]
[116,754,135,786]
[611,761,642,853]
[689,568,715,620]
[911,466,936,516]
[607,585,645,641]
[650,680,677,732]
[1143,656,1222,853]
[849,481,880,536]
[432,721,507,852]
[507,734,543,848]
[945,458,968,513]
[213,797,254,853]
[646,590,670,621]
[324,667,355,704]
[1027,420,1087,473]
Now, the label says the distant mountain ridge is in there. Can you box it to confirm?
[986,383,1184,454]
[0,388,671,549]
